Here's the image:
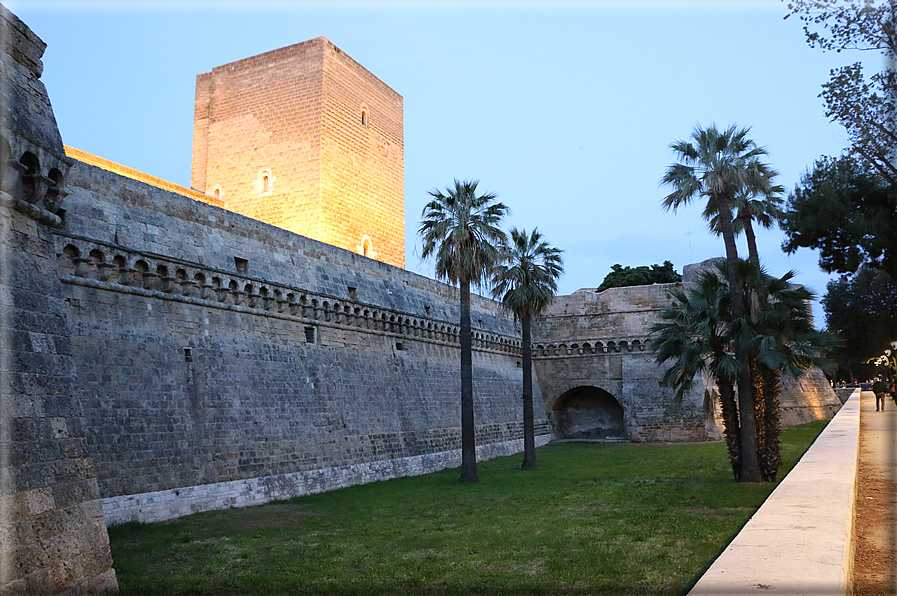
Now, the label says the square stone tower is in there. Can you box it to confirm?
[191,37,404,268]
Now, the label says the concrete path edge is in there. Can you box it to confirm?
[688,389,861,596]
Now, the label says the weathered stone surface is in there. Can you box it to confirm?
[532,283,719,442]
[0,7,115,595]
[534,280,842,443]
[57,162,548,517]
[192,38,405,269]
[1,4,843,593]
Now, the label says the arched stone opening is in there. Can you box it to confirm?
[553,386,625,441]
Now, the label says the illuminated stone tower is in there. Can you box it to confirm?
[191,37,404,268]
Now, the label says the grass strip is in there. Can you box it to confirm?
[109,420,827,595]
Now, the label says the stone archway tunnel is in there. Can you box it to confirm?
[553,385,626,441]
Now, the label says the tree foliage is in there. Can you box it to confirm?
[705,162,784,265]
[781,155,897,279]
[419,179,508,289]
[822,264,897,379]
[492,228,564,321]
[652,269,742,480]
[596,261,681,292]
[654,261,835,481]
[660,123,781,483]
[785,0,897,183]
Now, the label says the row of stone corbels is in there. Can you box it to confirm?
[57,237,524,355]
[532,338,653,358]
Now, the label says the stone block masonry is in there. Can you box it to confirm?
[1,7,845,592]
[0,201,117,594]
[0,5,117,593]
[191,37,404,269]
[59,159,548,523]
[101,435,552,524]
[533,283,721,443]
[533,280,842,443]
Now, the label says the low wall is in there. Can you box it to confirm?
[689,389,861,595]
[102,435,552,524]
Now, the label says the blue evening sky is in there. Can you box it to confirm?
[10,0,883,326]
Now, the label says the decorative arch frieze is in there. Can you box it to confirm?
[55,235,523,357]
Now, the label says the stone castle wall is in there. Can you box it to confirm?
[0,6,117,593]
[532,283,720,442]
[1,6,843,592]
[58,159,547,523]
[532,281,842,443]
[191,37,404,269]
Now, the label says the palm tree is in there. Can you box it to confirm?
[654,260,836,482]
[491,228,564,469]
[419,179,508,483]
[737,263,836,481]
[660,124,773,482]
[653,267,742,480]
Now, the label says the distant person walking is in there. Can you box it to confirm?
[873,378,887,411]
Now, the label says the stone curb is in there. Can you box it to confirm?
[689,389,860,596]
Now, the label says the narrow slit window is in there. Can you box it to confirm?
[257,169,273,195]
[358,235,377,259]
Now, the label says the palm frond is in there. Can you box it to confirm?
[491,227,564,320]
[418,179,509,288]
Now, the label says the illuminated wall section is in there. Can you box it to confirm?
[191,37,404,268]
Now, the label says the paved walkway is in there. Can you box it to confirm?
[853,390,897,594]
[690,391,860,595]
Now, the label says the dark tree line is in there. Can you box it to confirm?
[822,265,897,381]
[597,261,682,292]
[782,2,897,282]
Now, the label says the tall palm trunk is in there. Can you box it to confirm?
[741,213,760,266]
[741,220,784,482]
[760,368,782,482]
[716,198,762,482]
[459,279,478,483]
[717,377,742,481]
[521,314,536,469]
[750,357,767,479]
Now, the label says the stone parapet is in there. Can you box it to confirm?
[55,233,522,356]
[532,336,654,358]
[64,146,224,209]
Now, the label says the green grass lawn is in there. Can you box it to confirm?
[109,421,827,596]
